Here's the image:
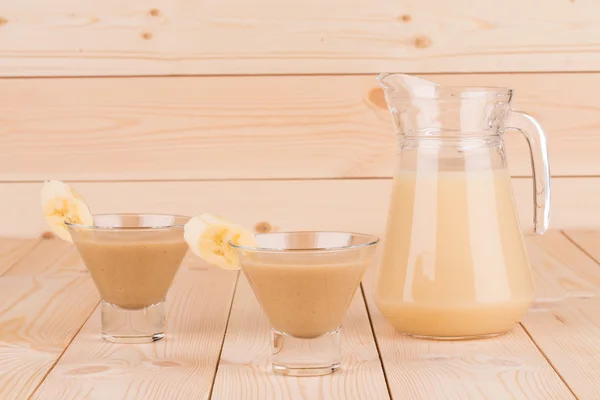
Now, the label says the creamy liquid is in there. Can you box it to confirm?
[242,258,369,339]
[74,238,188,309]
[374,168,534,338]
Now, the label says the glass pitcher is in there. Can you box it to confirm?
[373,73,551,340]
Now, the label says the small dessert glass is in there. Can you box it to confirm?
[231,231,379,376]
[66,214,189,343]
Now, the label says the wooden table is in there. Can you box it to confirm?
[1,230,599,400]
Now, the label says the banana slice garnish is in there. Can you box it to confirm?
[40,180,93,243]
[184,213,257,270]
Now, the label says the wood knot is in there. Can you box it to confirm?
[399,14,412,23]
[41,231,55,240]
[152,360,181,367]
[149,8,161,17]
[255,222,272,233]
[552,312,568,325]
[414,35,431,49]
[67,365,110,375]
[0,17,7,27]
[367,88,387,110]
[141,32,153,40]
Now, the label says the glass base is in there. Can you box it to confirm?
[271,328,342,376]
[101,300,165,343]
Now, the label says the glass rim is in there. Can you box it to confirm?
[65,213,190,231]
[229,231,380,253]
[377,73,513,98]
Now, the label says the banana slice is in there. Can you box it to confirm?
[40,180,93,243]
[184,213,257,270]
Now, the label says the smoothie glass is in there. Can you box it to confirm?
[231,231,379,376]
[67,214,189,343]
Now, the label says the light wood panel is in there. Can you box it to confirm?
[1,230,598,397]
[1,74,599,181]
[0,239,99,400]
[361,265,574,399]
[562,230,600,263]
[211,274,389,400]
[0,237,39,275]
[1,0,599,76]
[2,177,600,238]
[520,231,600,399]
[31,255,238,400]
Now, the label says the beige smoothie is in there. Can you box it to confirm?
[374,168,535,338]
[242,257,369,339]
[73,236,188,309]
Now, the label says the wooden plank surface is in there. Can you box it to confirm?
[1,0,599,76]
[562,230,600,264]
[211,274,389,400]
[30,255,238,400]
[0,238,39,275]
[1,73,600,181]
[520,230,600,399]
[2,231,600,398]
[0,239,99,400]
[361,264,575,400]
[2,177,599,238]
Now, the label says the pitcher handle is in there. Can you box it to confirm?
[507,111,551,235]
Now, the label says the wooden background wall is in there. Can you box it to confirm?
[1,0,600,237]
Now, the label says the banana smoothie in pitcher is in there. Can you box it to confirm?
[373,74,551,339]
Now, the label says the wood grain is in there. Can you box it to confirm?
[30,255,238,400]
[2,177,599,238]
[561,230,600,264]
[519,230,600,399]
[211,274,389,400]
[361,264,574,400]
[3,231,599,398]
[0,0,599,76]
[0,239,99,400]
[1,74,600,180]
[0,237,39,275]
